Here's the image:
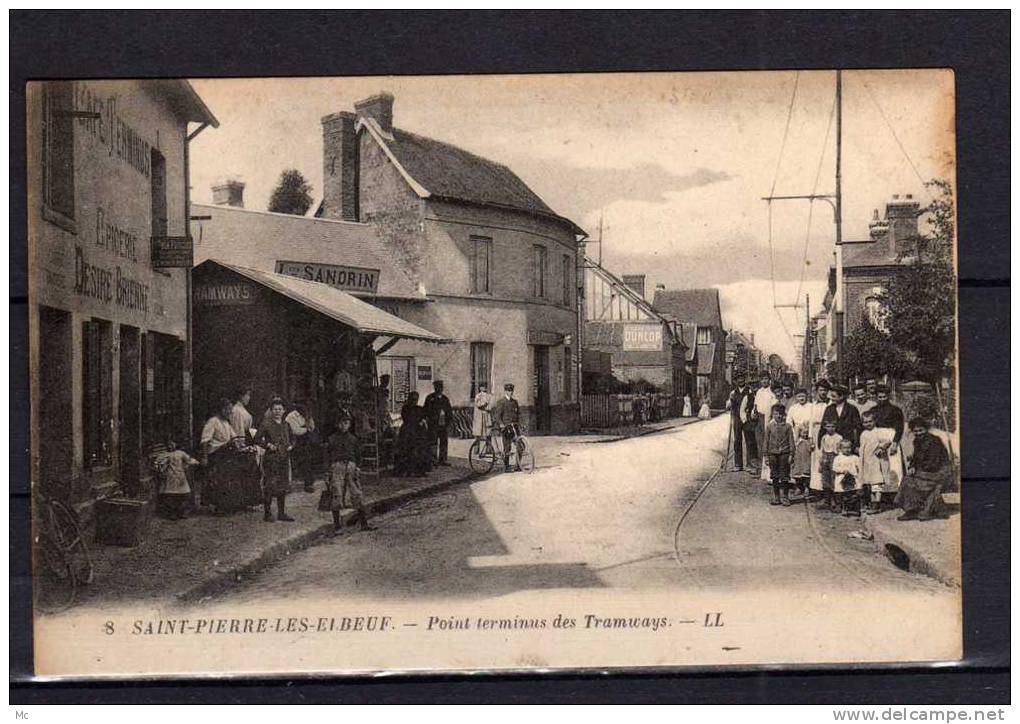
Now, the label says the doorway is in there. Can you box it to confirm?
[37,306,73,498]
[119,325,141,495]
[532,345,551,433]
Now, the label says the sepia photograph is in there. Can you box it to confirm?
[26,68,962,678]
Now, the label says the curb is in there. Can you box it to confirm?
[175,468,478,604]
[862,516,960,588]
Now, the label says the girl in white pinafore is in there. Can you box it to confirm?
[808,384,831,494]
[858,411,905,513]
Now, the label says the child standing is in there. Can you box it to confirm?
[256,397,295,522]
[832,439,862,516]
[325,414,375,533]
[858,410,894,513]
[155,439,200,520]
[791,425,814,500]
[762,404,795,506]
[816,420,843,511]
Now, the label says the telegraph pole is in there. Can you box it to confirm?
[834,69,845,382]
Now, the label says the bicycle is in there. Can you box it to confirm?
[468,423,535,474]
[32,493,93,613]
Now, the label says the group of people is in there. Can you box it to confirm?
[729,372,953,521]
[391,380,455,478]
[155,386,374,534]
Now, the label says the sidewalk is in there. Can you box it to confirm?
[79,458,477,609]
[863,493,961,588]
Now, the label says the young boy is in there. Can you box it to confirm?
[817,420,843,511]
[791,425,814,500]
[326,414,375,533]
[762,403,795,506]
[832,438,862,516]
[155,439,200,520]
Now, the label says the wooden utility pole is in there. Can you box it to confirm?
[834,69,845,382]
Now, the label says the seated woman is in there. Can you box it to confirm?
[394,392,430,477]
[895,417,952,521]
[201,397,261,514]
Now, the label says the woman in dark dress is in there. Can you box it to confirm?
[394,392,430,477]
[255,397,295,522]
[895,417,952,521]
[200,398,261,513]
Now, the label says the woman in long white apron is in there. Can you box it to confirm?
[808,383,831,494]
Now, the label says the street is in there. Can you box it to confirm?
[212,415,948,605]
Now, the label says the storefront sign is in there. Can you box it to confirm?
[275,260,380,294]
[623,324,662,351]
[527,329,564,347]
[194,282,256,306]
[417,365,433,381]
[74,83,152,179]
[151,236,194,268]
[74,246,150,313]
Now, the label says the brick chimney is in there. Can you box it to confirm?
[321,111,359,222]
[622,274,646,299]
[354,92,394,134]
[211,179,245,208]
[885,193,921,256]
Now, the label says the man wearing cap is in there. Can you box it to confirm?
[751,372,777,475]
[728,376,756,472]
[489,383,523,472]
[424,380,454,466]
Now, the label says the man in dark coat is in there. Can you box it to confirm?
[818,384,863,451]
[870,384,906,456]
[727,377,756,472]
[423,380,454,466]
[489,383,522,472]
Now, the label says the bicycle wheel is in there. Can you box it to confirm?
[33,537,76,614]
[468,438,496,474]
[45,499,93,585]
[517,438,535,472]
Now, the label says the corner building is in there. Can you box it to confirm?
[318,93,586,433]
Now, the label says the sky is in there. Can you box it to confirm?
[189,70,955,363]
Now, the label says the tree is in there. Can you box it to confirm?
[881,179,956,389]
[842,316,906,382]
[268,169,313,216]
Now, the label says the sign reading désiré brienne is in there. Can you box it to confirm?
[151,236,194,268]
[275,260,380,294]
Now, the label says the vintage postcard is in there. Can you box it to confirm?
[27,70,960,678]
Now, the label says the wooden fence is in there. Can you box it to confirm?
[580,393,677,429]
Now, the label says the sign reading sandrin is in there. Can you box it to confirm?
[275,260,380,294]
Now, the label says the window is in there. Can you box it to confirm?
[470,342,493,399]
[82,320,113,468]
[471,236,491,294]
[864,296,887,331]
[533,245,547,298]
[562,254,572,307]
[150,148,167,241]
[697,327,711,345]
[41,81,76,228]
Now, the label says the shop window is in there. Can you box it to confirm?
[470,342,493,399]
[697,327,712,345]
[41,81,76,229]
[82,320,113,468]
[150,148,167,241]
[533,245,547,298]
[562,254,572,307]
[471,236,491,294]
[152,333,184,447]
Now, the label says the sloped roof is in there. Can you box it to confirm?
[841,239,903,268]
[197,260,444,343]
[653,288,723,329]
[362,121,586,237]
[191,204,425,301]
[696,343,717,376]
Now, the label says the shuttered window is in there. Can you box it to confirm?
[471,236,491,293]
[41,81,76,227]
[533,245,547,298]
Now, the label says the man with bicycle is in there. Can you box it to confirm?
[489,382,524,473]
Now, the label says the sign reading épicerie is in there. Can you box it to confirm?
[275,260,380,294]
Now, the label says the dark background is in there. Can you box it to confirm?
[10,10,1009,704]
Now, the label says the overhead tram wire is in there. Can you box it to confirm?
[861,77,934,202]
[794,86,838,308]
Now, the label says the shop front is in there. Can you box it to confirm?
[192,260,444,472]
